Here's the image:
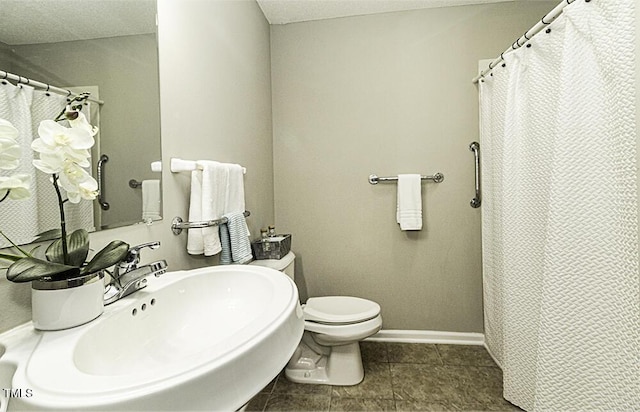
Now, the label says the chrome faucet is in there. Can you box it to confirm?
[104,241,168,305]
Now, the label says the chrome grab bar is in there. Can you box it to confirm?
[97,154,110,210]
[369,173,444,184]
[171,210,251,235]
[469,142,481,208]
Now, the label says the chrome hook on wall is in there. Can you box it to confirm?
[469,142,481,208]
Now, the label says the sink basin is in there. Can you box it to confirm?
[9,265,304,411]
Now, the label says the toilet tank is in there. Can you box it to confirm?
[250,251,296,280]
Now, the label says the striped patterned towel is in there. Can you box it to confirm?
[218,223,232,265]
[224,212,253,264]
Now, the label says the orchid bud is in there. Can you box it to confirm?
[65,110,79,121]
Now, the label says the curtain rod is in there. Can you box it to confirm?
[472,0,577,84]
[0,69,104,105]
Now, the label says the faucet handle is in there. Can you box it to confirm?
[123,241,161,263]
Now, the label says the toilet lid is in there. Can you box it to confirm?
[303,296,380,324]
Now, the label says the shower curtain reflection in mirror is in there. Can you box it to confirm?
[0,82,97,248]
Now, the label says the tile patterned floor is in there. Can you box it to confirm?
[246,342,521,411]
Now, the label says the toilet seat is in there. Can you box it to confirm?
[303,296,380,325]
[304,314,382,342]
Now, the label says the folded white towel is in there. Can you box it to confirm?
[187,170,204,255]
[170,158,198,172]
[396,174,423,231]
[199,160,229,256]
[150,161,162,172]
[141,179,161,222]
[224,211,253,264]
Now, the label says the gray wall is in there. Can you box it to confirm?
[271,2,557,332]
[0,42,13,70]
[9,34,161,228]
[0,0,274,333]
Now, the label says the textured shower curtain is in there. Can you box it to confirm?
[479,1,638,411]
[0,83,95,248]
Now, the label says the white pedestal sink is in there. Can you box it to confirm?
[2,265,304,411]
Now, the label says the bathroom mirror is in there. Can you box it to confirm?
[0,0,161,247]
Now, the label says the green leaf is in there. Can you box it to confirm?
[0,253,23,262]
[46,229,89,266]
[0,230,31,258]
[34,229,62,242]
[81,240,130,275]
[6,257,79,283]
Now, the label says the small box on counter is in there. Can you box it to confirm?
[251,234,292,260]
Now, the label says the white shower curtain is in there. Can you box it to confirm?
[0,83,95,248]
[479,1,638,411]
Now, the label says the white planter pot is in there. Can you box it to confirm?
[31,272,105,331]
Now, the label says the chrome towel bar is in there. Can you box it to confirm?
[369,173,444,185]
[469,142,481,208]
[171,211,251,235]
[170,157,247,174]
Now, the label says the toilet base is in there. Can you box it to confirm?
[284,338,364,386]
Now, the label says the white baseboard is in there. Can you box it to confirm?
[365,329,485,346]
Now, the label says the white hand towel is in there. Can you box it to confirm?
[199,160,229,256]
[224,211,253,264]
[187,170,204,255]
[396,174,423,231]
[225,163,250,236]
[141,179,161,221]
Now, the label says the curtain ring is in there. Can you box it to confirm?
[67,89,72,97]
[488,61,494,69]
[46,84,50,92]
[523,31,530,40]
[541,15,551,24]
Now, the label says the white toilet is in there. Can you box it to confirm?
[251,251,382,386]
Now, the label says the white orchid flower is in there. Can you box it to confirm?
[65,176,98,204]
[32,120,94,175]
[33,119,94,152]
[58,160,92,187]
[55,160,98,204]
[33,151,64,174]
[0,119,21,171]
[0,119,18,139]
[0,174,31,200]
[68,110,99,137]
[32,145,90,174]
[0,136,21,170]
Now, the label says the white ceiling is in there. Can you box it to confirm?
[256,0,551,25]
[0,0,553,45]
[0,0,156,46]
